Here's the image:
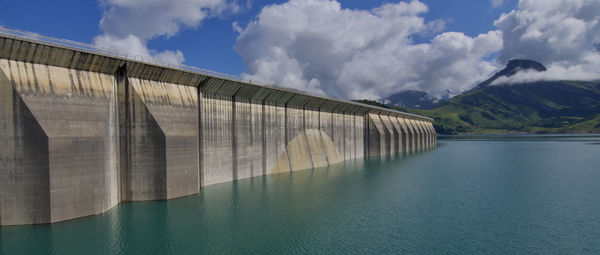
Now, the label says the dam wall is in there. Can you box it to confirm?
[0,30,435,226]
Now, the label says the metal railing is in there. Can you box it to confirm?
[0,26,267,85]
[0,26,328,95]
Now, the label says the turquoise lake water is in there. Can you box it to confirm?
[1,135,599,254]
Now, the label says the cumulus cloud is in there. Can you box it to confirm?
[494,0,600,83]
[93,34,185,64]
[234,0,502,99]
[94,0,239,65]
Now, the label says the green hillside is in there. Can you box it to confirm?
[407,80,600,134]
[359,60,600,135]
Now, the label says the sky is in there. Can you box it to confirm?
[1,0,599,100]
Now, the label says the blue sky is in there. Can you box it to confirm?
[0,0,515,74]
[1,0,598,99]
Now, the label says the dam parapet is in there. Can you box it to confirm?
[0,27,435,226]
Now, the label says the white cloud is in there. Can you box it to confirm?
[491,0,503,8]
[494,0,600,84]
[92,34,185,64]
[234,0,501,99]
[94,0,239,65]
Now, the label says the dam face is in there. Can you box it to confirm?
[0,30,435,226]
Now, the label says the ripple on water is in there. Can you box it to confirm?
[1,135,600,254]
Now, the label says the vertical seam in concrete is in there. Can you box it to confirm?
[342,112,347,160]
[302,104,306,131]
[318,106,321,131]
[364,113,367,158]
[113,69,120,202]
[317,108,330,166]
[302,102,315,169]
[44,65,55,95]
[232,95,237,181]
[284,102,288,150]
[284,97,293,172]
[261,95,267,176]
[67,68,77,94]
[249,98,254,177]
[330,110,334,139]
[260,91,270,176]
[67,48,76,69]
[231,86,243,181]
[21,62,33,93]
[424,122,428,148]
[124,70,131,200]
[197,82,204,188]
[46,106,52,223]
[399,118,407,154]
[197,80,205,188]
[428,122,432,148]
[352,114,358,159]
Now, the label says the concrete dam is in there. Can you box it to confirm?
[0,28,436,226]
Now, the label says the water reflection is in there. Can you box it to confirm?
[440,134,600,142]
[2,136,600,254]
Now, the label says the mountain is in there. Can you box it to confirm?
[364,59,600,134]
[423,80,600,134]
[383,59,546,109]
[475,59,548,88]
[383,90,440,109]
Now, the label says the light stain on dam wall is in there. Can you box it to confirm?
[0,33,436,226]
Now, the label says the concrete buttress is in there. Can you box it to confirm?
[0,33,435,225]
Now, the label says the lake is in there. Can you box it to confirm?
[1,135,599,254]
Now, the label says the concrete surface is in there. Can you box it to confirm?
[0,34,435,226]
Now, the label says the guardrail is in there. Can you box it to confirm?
[0,26,277,86]
[0,26,330,96]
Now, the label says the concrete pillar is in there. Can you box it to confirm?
[408,119,422,151]
[380,115,396,156]
[399,118,415,152]
[427,122,437,147]
[420,120,431,149]
[390,117,404,154]
[415,120,427,151]
[394,117,408,153]
[122,77,199,201]
[366,113,387,157]
[0,60,118,224]
[423,121,433,149]
[0,61,50,225]
[425,121,434,149]
[419,120,427,150]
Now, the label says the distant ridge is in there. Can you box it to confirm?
[363,59,600,134]
[383,90,439,109]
